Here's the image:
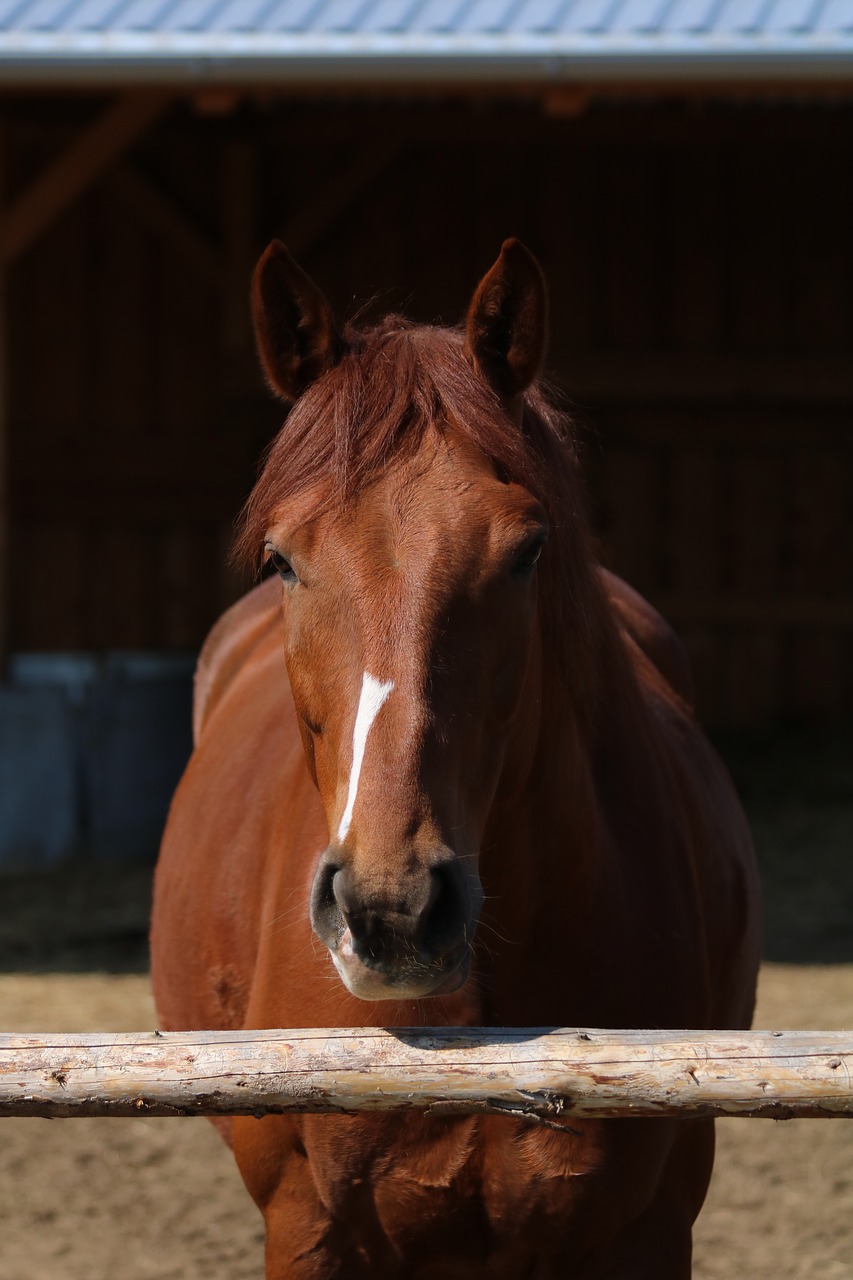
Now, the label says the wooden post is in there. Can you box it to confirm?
[1,1027,852,1121]
[0,93,170,268]
[282,141,400,259]
[216,135,259,609]
[222,135,256,377]
[110,160,222,289]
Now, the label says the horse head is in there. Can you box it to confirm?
[241,239,578,1002]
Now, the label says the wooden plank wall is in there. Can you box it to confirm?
[3,96,851,728]
[5,106,260,655]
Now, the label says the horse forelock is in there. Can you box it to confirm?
[234,317,605,712]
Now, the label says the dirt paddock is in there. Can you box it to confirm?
[0,725,851,1279]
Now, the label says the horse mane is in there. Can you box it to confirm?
[235,317,609,717]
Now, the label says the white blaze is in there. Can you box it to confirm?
[337,672,394,843]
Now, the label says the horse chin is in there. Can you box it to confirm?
[329,933,470,1002]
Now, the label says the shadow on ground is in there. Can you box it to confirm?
[714,721,853,964]
[0,859,153,973]
[0,723,849,973]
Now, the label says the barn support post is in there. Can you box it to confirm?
[222,134,256,370]
[0,92,170,268]
[110,159,222,288]
[282,140,402,259]
[216,134,259,604]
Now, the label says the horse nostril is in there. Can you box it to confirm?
[423,861,468,957]
[310,849,476,977]
[309,856,341,940]
[330,865,356,919]
[319,861,339,909]
[328,868,377,951]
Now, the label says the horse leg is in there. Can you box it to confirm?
[592,1121,715,1280]
[231,1118,332,1280]
[595,1223,693,1280]
[260,1189,347,1280]
[233,1117,402,1280]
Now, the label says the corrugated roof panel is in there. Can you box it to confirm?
[315,0,371,32]
[207,0,278,29]
[405,0,471,32]
[714,0,771,32]
[762,0,819,32]
[664,0,719,32]
[458,0,520,31]
[5,0,853,33]
[506,0,569,31]
[254,0,320,30]
[558,0,621,34]
[2,0,853,83]
[158,0,229,29]
[109,0,173,29]
[16,0,76,29]
[358,0,421,30]
[818,0,853,29]
[66,0,129,31]
[0,0,29,22]
[615,0,672,33]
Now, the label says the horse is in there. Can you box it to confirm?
[150,238,762,1279]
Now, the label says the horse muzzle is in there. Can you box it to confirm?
[309,850,480,1001]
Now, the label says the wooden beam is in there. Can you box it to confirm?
[217,137,261,607]
[221,136,256,370]
[565,354,853,405]
[2,1027,852,1121]
[651,594,853,628]
[0,92,170,267]
[282,141,401,259]
[110,161,222,288]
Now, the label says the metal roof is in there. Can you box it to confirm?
[1,0,852,86]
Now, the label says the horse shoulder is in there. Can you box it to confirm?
[598,569,761,1029]
[152,575,301,1045]
[193,575,282,743]
[600,567,694,708]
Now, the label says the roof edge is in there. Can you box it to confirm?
[1,33,852,89]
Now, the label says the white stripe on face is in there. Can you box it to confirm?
[337,672,394,844]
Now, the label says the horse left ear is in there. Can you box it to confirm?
[464,239,548,416]
[251,240,343,402]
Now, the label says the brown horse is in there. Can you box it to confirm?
[150,239,761,1279]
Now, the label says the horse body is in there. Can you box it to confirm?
[151,240,760,1279]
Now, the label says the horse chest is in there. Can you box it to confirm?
[295,1113,664,1274]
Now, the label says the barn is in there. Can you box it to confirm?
[1,1,852,865]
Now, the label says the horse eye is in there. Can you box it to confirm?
[512,537,546,577]
[265,546,297,583]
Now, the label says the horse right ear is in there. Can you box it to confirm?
[251,241,343,402]
[464,239,548,420]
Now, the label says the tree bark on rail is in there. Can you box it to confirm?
[1,1027,852,1121]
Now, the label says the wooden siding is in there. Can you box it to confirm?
[3,96,852,727]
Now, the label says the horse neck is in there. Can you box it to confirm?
[480,572,643,941]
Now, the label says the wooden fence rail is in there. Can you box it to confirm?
[2,1027,852,1123]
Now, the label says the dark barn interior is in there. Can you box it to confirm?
[1,86,852,866]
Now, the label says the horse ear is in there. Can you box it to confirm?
[464,239,548,415]
[251,240,343,402]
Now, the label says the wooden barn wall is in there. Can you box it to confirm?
[3,95,852,728]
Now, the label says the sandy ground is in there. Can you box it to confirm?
[0,724,850,1279]
[0,965,851,1280]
